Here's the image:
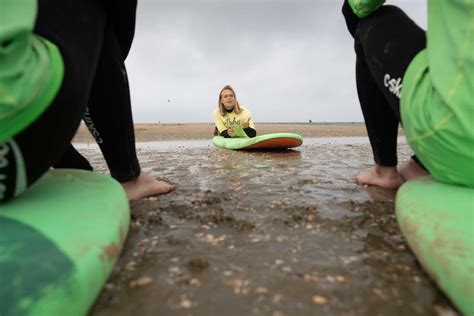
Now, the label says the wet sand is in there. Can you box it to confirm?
[76,126,455,316]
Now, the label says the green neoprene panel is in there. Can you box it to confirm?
[348,0,385,18]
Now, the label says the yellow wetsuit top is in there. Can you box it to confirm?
[213,106,256,133]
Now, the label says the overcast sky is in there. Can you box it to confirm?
[126,0,427,123]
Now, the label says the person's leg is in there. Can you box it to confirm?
[354,54,404,188]
[53,144,93,171]
[342,2,427,188]
[85,22,173,200]
[358,7,429,182]
[54,0,137,173]
[108,0,138,60]
[0,0,106,202]
[343,2,402,188]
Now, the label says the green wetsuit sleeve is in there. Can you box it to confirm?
[0,0,37,41]
[348,0,386,18]
[0,0,64,142]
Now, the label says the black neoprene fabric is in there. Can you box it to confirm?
[0,0,140,202]
[342,1,426,167]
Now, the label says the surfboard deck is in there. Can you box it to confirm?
[213,133,303,150]
[396,176,474,314]
[0,169,130,316]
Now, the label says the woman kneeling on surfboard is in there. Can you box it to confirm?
[213,85,257,138]
[342,0,474,189]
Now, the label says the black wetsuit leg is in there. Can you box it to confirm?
[342,1,426,167]
[108,0,137,59]
[53,144,94,171]
[0,0,106,202]
[54,3,141,183]
[84,21,141,183]
[55,17,140,183]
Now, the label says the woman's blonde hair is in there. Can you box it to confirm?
[218,85,241,116]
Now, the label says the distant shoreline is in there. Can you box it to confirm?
[128,121,366,125]
[73,122,397,143]
[253,122,365,125]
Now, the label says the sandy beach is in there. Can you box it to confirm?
[72,124,455,316]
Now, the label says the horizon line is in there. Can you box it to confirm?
[125,121,366,125]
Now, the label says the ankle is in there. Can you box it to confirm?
[374,164,399,177]
[399,158,430,181]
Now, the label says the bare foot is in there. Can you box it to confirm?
[356,164,404,189]
[121,171,174,201]
[398,158,430,181]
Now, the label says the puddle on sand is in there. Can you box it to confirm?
[74,136,406,151]
[79,140,456,316]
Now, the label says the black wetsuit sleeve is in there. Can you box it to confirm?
[220,130,231,138]
[244,127,257,138]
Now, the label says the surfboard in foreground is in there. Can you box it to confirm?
[396,176,474,314]
[0,169,130,316]
[213,132,303,150]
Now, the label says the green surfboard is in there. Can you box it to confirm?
[396,177,474,314]
[213,133,303,150]
[0,169,130,316]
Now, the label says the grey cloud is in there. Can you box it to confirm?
[126,0,426,123]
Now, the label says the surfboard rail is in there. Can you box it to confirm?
[396,176,474,314]
[0,169,130,316]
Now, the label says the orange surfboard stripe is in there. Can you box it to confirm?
[243,137,302,149]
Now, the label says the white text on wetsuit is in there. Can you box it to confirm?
[384,74,402,99]
[224,117,242,129]
[83,108,103,144]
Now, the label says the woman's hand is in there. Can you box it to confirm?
[228,128,235,137]
[242,117,251,129]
